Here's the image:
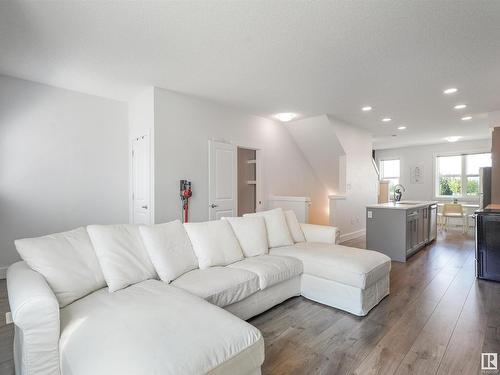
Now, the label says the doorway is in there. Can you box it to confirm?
[237,147,261,216]
[208,140,262,220]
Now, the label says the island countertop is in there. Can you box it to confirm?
[366,201,438,210]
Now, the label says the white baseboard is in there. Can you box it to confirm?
[0,266,7,280]
[340,229,366,243]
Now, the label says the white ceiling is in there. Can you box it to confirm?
[1,1,499,149]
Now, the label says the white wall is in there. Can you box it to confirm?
[328,116,378,239]
[0,75,129,273]
[153,88,329,225]
[285,116,344,195]
[129,87,154,139]
[375,139,491,201]
[285,115,378,239]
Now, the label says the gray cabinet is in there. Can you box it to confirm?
[406,210,420,256]
[416,207,429,247]
[422,207,429,244]
[367,202,438,262]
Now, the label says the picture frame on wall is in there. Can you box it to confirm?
[410,165,423,184]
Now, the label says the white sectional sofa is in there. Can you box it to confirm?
[7,208,391,375]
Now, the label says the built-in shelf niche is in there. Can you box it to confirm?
[238,147,257,216]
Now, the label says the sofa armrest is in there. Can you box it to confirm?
[7,261,61,375]
[299,223,340,244]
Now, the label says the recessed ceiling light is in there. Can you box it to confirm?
[397,126,407,130]
[461,116,472,121]
[274,113,297,122]
[443,88,458,94]
[382,117,392,122]
[445,136,463,143]
[361,106,372,111]
[454,104,467,110]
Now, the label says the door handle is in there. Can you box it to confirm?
[141,205,148,209]
[210,203,218,208]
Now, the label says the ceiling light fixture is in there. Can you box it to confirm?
[445,136,463,143]
[274,113,297,122]
[443,88,458,94]
[382,117,392,122]
[361,106,372,111]
[397,126,407,130]
[454,104,467,110]
[461,116,472,121]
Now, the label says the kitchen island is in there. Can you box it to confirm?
[366,201,438,262]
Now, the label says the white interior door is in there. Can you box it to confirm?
[208,140,237,220]
[132,135,151,224]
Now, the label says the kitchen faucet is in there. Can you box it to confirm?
[393,184,406,202]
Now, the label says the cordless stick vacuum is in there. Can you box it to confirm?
[180,180,192,223]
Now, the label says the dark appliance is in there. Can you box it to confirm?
[475,207,500,282]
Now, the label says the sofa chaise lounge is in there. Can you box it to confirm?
[7,208,390,375]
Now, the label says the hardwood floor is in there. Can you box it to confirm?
[0,230,498,375]
[250,231,500,375]
[0,280,13,375]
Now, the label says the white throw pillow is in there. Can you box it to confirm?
[284,210,306,243]
[15,227,106,307]
[222,216,268,257]
[87,224,157,292]
[139,220,199,283]
[244,208,294,248]
[184,220,244,269]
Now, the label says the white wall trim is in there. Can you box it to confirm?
[328,195,346,200]
[270,195,311,202]
[339,229,366,243]
[0,266,7,280]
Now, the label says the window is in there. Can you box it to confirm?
[435,152,491,198]
[436,155,462,196]
[380,159,400,198]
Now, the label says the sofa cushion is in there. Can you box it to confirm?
[244,208,294,248]
[87,225,157,292]
[222,216,268,257]
[300,223,339,244]
[284,210,306,243]
[184,220,244,269]
[171,267,259,307]
[228,255,303,290]
[59,280,264,375]
[269,242,391,289]
[139,220,198,283]
[15,227,106,307]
